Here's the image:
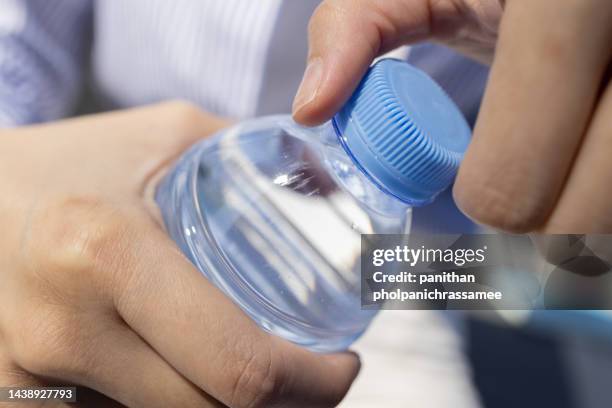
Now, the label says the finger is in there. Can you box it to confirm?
[0,348,66,408]
[112,220,360,408]
[62,320,222,408]
[15,101,228,166]
[454,0,612,232]
[292,0,435,125]
[267,338,360,408]
[101,101,229,154]
[84,101,228,181]
[292,0,503,125]
[8,102,228,201]
[7,310,220,408]
[103,101,229,197]
[544,75,612,232]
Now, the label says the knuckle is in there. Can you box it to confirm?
[228,341,279,408]
[25,196,132,279]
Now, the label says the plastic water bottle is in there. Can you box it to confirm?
[155,59,471,351]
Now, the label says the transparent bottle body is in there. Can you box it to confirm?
[156,115,411,351]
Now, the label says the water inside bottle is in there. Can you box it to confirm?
[185,119,410,347]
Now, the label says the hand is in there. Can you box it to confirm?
[0,102,359,408]
[293,0,612,233]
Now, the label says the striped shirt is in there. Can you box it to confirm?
[0,0,488,127]
[0,0,322,125]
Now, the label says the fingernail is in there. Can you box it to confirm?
[293,57,323,114]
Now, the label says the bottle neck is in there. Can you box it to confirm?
[317,120,412,220]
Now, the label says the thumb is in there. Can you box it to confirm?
[292,0,435,126]
[273,339,361,407]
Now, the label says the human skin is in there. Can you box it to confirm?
[293,0,612,233]
[0,102,359,408]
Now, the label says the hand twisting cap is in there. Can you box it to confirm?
[333,59,471,206]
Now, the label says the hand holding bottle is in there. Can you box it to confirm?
[0,102,359,408]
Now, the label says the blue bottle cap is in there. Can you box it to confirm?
[333,59,471,206]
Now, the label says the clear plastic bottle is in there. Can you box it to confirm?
[155,59,471,352]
